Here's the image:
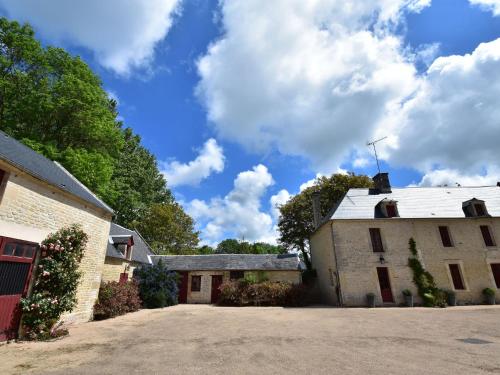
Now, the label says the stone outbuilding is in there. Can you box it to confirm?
[102,223,154,283]
[0,130,113,340]
[310,173,500,307]
[151,253,303,304]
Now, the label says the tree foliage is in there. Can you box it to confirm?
[0,18,198,251]
[134,260,179,308]
[135,203,200,255]
[277,173,373,269]
[215,239,286,254]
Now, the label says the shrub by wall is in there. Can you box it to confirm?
[20,225,88,340]
[218,280,308,307]
[93,281,142,320]
[134,259,179,308]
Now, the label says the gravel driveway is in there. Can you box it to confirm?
[1,304,500,375]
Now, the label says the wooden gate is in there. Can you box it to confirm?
[0,237,38,341]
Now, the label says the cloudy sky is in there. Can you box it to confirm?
[1,0,499,245]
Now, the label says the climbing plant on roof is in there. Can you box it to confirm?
[20,224,88,340]
[407,238,446,307]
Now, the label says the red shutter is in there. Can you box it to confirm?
[491,264,500,288]
[474,204,486,216]
[439,226,453,247]
[449,264,465,290]
[369,228,384,253]
[480,226,495,247]
[386,205,397,218]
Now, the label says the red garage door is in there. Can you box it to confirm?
[0,237,38,341]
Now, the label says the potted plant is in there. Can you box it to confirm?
[402,289,413,307]
[445,290,456,306]
[366,292,375,308]
[483,288,496,305]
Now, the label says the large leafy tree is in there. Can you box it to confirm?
[215,239,286,254]
[106,128,173,227]
[0,18,122,194]
[277,173,373,269]
[136,203,200,255]
[0,17,199,252]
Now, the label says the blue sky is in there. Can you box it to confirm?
[1,0,499,245]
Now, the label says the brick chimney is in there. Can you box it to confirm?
[372,173,392,194]
[311,191,322,228]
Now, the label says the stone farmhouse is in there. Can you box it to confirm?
[103,223,154,283]
[310,173,500,307]
[151,254,303,303]
[0,130,113,340]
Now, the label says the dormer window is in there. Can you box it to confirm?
[0,168,8,202]
[462,199,489,217]
[111,235,134,260]
[375,199,399,218]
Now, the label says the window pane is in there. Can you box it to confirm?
[14,244,24,257]
[230,271,244,280]
[480,226,495,247]
[491,264,500,288]
[23,246,35,258]
[369,228,384,252]
[3,243,15,255]
[191,276,201,292]
[449,264,465,290]
[439,226,453,247]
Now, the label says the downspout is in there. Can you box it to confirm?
[330,221,343,307]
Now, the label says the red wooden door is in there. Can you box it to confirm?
[178,272,188,304]
[376,267,394,303]
[211,275,223,304]
[0,237,38,341]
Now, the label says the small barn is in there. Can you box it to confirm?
[150,253,303,304]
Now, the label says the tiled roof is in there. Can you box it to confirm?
[150,253,303,271]
[329,186,500,220]
[0,130,113,213]
[106,223,154,264]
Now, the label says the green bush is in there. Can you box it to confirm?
[134,260,179,308]
[93,281,142,320]
[483,288,495,297]
[218,280,308,307]
[20,225,88,340]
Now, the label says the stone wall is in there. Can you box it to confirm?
[0,161,112,323]
[311,217,500,306]
[186,270,302,304]
[101,257,142,283]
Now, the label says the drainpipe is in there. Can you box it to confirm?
[330,221,343,307]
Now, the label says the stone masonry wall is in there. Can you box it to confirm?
[311,217,500,306]
[186,270,302,303]
[0,161,112,323]
[101,257,142,283]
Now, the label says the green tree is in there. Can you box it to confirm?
[215,239,285,254]
[135,203,200,255]
[106,128,173,227]
[0,18,122,194]
[277,173,372,269]
[197,245,215,254]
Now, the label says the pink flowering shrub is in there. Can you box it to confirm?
[20,225,88,340]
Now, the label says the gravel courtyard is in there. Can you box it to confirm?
[1,305,500,375]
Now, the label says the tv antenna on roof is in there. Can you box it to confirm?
[367,136,387,174]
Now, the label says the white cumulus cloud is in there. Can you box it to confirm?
[162,138,225,187]
[196,0,427,173]
[470,0,500,15]
[386,38,500,177]
[414,168,500,187]
[0,0,181,76]
[186,164,278,244]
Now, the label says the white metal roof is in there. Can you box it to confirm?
[330,186,500,220]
